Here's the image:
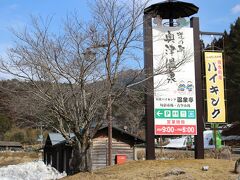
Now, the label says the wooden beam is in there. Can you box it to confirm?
[144,14,155,160]
[191,17,204,159]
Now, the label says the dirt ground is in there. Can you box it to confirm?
[64,159,240,180]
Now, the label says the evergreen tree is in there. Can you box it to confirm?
[223,17,240,123]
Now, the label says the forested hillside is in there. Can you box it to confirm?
[213,17,240,123]
[0,72,146,143]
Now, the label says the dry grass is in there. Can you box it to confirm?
[137,147,233,161]
[0,152,40,167]
[63,159,239,180]
[136,149,194,161]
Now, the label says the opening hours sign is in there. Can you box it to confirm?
[152,26,197,135]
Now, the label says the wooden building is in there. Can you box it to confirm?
[43,126,144,174]
[44,133,74,174]
[222,122,240,147]
[92,126,144,169]
[0,141,23,151]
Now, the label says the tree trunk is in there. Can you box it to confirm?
[69,141,92,173]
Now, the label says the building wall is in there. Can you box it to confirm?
[44,144,72,174]
[224,140,240,147]
[91,137,134,170]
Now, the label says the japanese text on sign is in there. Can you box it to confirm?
[152,26,197,135]
[204,52,225,123]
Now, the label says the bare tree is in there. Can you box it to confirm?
[113,89,145,136]
[0,0,150,171]
[0,15,110,171]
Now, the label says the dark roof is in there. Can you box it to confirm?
[0,141,22,147]
[222,122,240,136]
[97,126,145,144]
[144,1,199,18]
[45,126,145,146]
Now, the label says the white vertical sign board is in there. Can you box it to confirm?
[153,26,197,135]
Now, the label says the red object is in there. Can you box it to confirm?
[155,125,197,135]
[115,154,127,165]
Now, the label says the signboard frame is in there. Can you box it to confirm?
[152,26,197,136]
[144,16,204,159]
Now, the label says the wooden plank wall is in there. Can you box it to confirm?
[91,137,134,170]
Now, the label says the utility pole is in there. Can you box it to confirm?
[107,93,112,166]
[107,31,112,166]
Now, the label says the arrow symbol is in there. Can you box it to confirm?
[157,111,163,116]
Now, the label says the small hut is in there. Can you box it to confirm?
[0,141,23,151]
[43,133,74,174]
[43,126,144,174]
[222,122,240,147]
[92,126,144,169]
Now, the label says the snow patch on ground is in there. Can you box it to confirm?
[0,161,66,180]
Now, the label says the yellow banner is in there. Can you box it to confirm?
[204,52,225,123]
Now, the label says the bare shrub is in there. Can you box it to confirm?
[205,147,232,160]
[136,150,145,160]
[234,158,240,174]
[155,150,193,160]
[204,149,216,158]
[218,146,232,160]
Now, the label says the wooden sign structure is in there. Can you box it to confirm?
[144,12,204,159]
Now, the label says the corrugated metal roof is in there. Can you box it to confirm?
[49,133,75,145]
[222,122,240,136]
[222,135,240,141]
[0,141,22,147]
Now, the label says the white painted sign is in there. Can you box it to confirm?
[153,26,197,135]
